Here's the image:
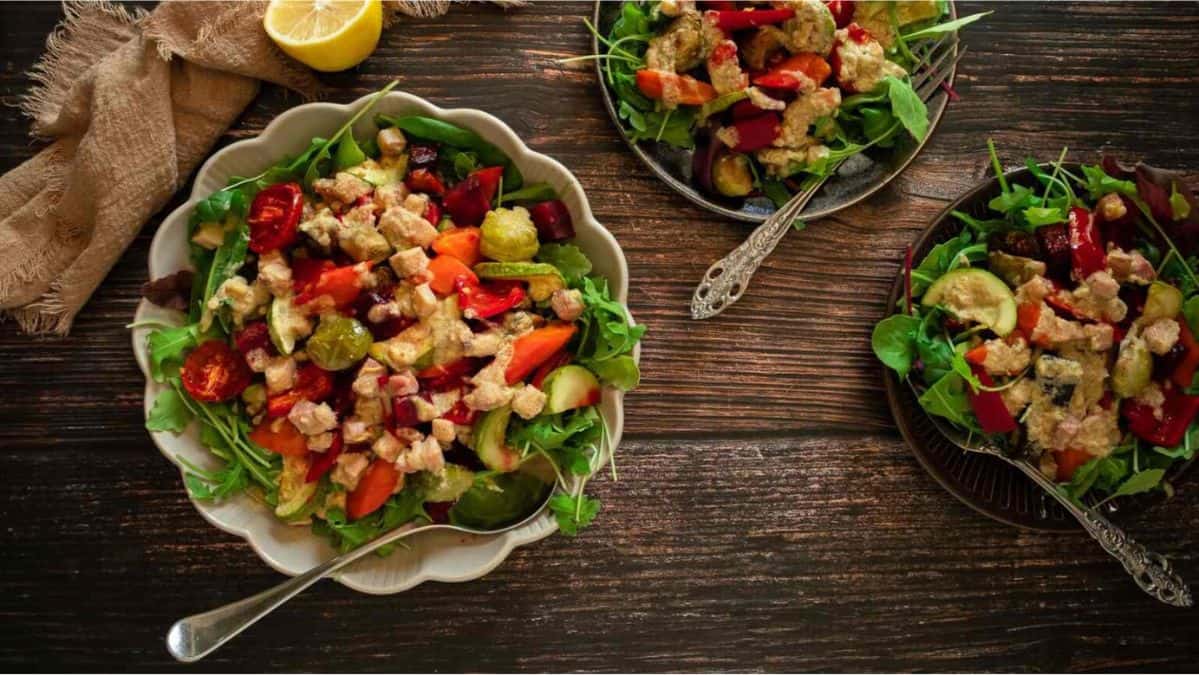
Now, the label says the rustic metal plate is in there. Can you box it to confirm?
[883,164,1194,531]
[592,1,957,223]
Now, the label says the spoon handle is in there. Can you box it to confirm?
[166,523,427,662]
[1012,459,1192,607]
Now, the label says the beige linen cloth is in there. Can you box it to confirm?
[0,0,489,335]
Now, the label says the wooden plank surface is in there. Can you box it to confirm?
[2,1,1199,671]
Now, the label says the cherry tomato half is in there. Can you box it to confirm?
[181,340,252,403]
[248,182,304,253]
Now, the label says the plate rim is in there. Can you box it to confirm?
[591,0,958,223]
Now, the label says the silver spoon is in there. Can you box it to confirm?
[909,379,1192,607]
[691,38,964,319]
[166,493,553,662]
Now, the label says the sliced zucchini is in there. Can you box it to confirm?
[923,268,1017,336]
[473,262,566,301]
[542,365,601,414]
[472,406,522,472]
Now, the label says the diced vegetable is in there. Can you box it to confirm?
[542,365,602,414]
[472,406,522,472]
[181,340,252,403]
[346,459,400,520]
[706,8,795,31]
[505,323,578,385]
[275,455,317,519]
[432,226,482,266]
[305,432,344,483]
[528,200,575,243]
[473,262,566,302]
[456,278,526,319]
[923,268,1018,337]
[966,364,1018,434]
[479,207,540,262]
[294,262,370,309]
[266,363,334,418]
[1053,447,1092,482]
[1067,206,1106,280]
[404,168,446,196]
[443,166,505,226]
[307,315,373,371]
[428,255,479,296]
[1142,281,1183,323]
[635,69,718,106]
[249,418,309,457]
[753,53,832,90]
[1123,384,1199,448]
[713,153,754,197]
[724,113,781,153]
[1111,337,1152,398]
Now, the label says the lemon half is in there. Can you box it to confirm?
[264,0,383,72]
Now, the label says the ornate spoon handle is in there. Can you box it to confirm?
[690,214,793,319]
[1013,459,1192,607]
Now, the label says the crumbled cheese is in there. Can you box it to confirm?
[979,338,1030,376]
[374,183,409,211]
[778,0,836,55]
[307,431,334,452]
[342,417,376,445]
[337,205,391,262]
[257,249,293,297]
[298,207,340,252]
[387,371,420,397]
[389,247,430,278]
[1107,247,1156,285]
[312,171,372,206]
[511,385,547,420]
[832,26,905,93]
[331,452,370,491]
[372,430,405,462]
[412,283,438,318]
[377,127,407,157]
[430,418,456,446]
[264,356,297,394]
[1143,318,1181,355]
[379,205,438,250]
[288,400,338,436]
[464,330,505,358]
[550,289,584,322]
[394,435,445,475]
[207,275,270,327]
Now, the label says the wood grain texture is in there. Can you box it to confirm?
[2,1,1199,671]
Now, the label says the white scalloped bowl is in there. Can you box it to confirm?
[130,91,636,594]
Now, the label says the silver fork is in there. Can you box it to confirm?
[910,380,1192,607]
[691,37,964,319]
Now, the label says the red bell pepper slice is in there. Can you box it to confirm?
[404,168,446,196]
[424,199,442,226]
[724,113,781,152]
[752,53,832,90]
[392,396,421,429]
[442,398,478,426]
[305,432,344,483]
[417,357,483,392]
[266,363,335,418]
[1053,447,1093,482]
[443,165,505,226]
[294,262,370,308]
[705,8,794,31]
[967,364,1018,434]
[247,182,304,253]
[1172,319,1199,388]
[1123,382,1199,448]
[825,0,855,28]
[1068,206,1106,280]
[455,277,526,320]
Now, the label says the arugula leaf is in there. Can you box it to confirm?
[880,76,929,141]
[1078,164,1138,201]
[915,329,956,386]
[509,408,603,476]
[199,222,250,329]
[900,11,991,40]
[183,461,249,502]
[909,231,986,297]
[536,243,593,287]
[499,183,558,204]
[146,387,194,433]
[333,132,367,171]
[917,372,977,430]
[1110,469,1166,499]
[147,324,199,382]
[587,355,640,391]
[872,314,920,379]
[313,485,429,556]
[1022,206,1066,227]
[573,276,646,388]
[628,107,696,149]
[549,492,601,536]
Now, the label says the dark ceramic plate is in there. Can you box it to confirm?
[883,165,1195,531]
[592,1,957,223]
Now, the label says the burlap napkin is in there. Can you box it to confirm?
[0,0,504,335]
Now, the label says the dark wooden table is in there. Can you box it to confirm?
[3,2,1199,671]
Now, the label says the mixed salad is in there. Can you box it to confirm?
[589,0,984,209]
[873,142,1199,504]
[139,85,644,552]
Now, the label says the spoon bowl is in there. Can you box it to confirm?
[166,492,554,663]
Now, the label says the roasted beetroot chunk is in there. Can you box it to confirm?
[1036,223,1072,281]
[528,200,575,242]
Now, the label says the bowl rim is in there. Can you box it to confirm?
[591,0,958,224]
[129,90,639,593]
[881,162,1195,531]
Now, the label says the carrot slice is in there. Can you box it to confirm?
[427,255,479,296]
[505,323,578,385]
[346,459,400,520]
[635,69,717,106]
[432,227,482,267]
[249,418,309,458]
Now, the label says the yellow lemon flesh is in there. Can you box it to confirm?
[264,0,382,72]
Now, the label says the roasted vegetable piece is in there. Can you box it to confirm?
[1111,336,1152,399]
[247,182,303,253]
[346,459,400,520]
[705,7,795,31]
[294,262,370,308]
[528,200,575,242]
[456,278,526,319]
[432,226,483,266]
[713,153,754,197]
[181,340,252,403]
[1123,383,1199,448]
[635,69,718,106]
[965,364,1018,434]
[443,166,505,226]
[404,168,446,196]
[753,53,832,90]
[1035,223,1072,279]
[1141,281,1182,322]
[1053,447,1093,482]
[480,207,540,262]
[724,113,781,152]
[305,432,344,482]
[505,323,578,385]
[1067,206,1106,279]
[825,0,855,28]
[427,255,478,296]
[266,363,335,418]
[249,418,309,457]
[307,315,373,371]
